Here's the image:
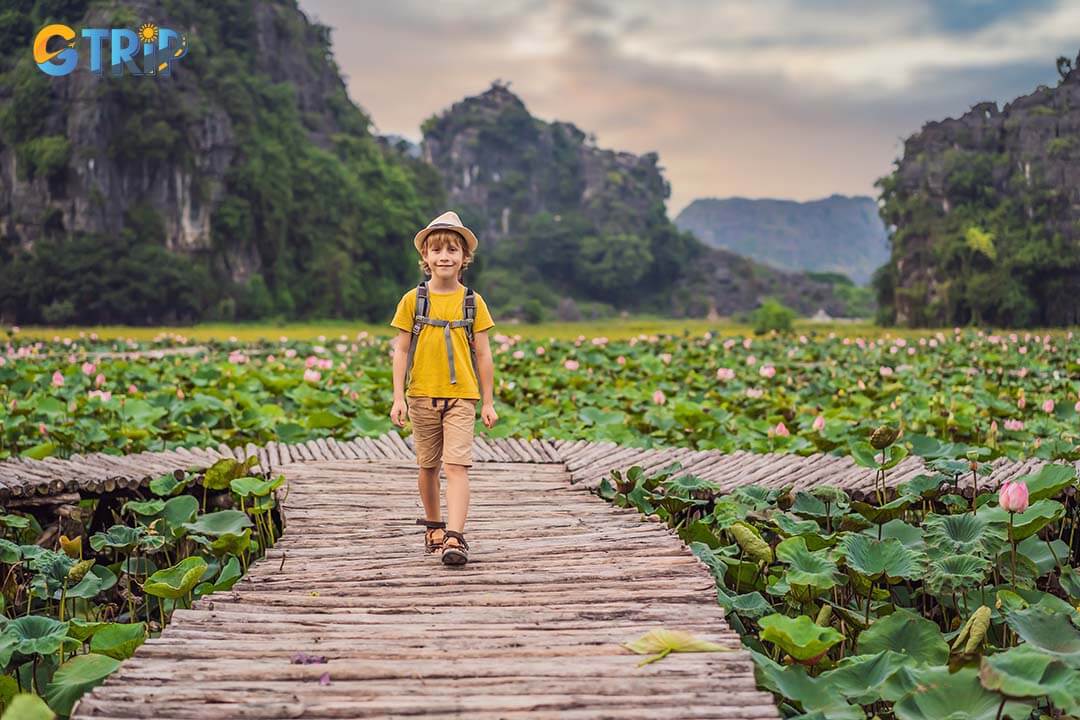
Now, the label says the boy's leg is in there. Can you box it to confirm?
[407,397,444,529]
[440,398,477,533]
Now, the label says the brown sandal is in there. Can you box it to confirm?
[441,530,469,566]
[416,518,447,554]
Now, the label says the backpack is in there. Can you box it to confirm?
[404,280,482,398]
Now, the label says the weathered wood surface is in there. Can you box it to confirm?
[3,433,1077,502]
[73,459,778,719]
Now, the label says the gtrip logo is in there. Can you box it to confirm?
[33,23,187,77]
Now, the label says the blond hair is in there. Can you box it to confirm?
[417,229,474,277]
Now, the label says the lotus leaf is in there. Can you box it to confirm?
[750,649,865,719]
[1,693,55,720]
[857,608,948,664]
[65,618,107,644]
[182,510,253,537]
[925,554,991,596]
[893,666,1031,720]
[979,644,1080,713]
[923,512,1007,560]
[759,613,843,662]
[1004,603,1080,667]
[89,622,146,660]
[89,525,143,553]
[858,518,924,550]
[851,495,913,525]
[44,653,121,716]
[0,539,20,564]
[230,474,285,498]
[839,535,924,581]
[622,628,731,666]
[978,499,1066,541]
[121,499,165,518]
[1,616,70,658]
[149,470,190,497]
[143,557,208,600]
[1015,463,1077,503]
[818,650,913,705]
[775,536,842,591]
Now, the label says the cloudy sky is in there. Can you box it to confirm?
[298,0,1080,215]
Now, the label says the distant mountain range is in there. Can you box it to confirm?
[674,195,889,285]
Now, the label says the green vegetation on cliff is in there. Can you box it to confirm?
[874,56,1080,328]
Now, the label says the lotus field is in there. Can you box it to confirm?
[2,324,1080,719]
[1,327,1078,462]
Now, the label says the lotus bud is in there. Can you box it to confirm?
[951,605,991,654]
[815,604,832,628]
[998,480,1029,513]
[870,425,899,450]
[67,558,96,584]
[729,521,774,564]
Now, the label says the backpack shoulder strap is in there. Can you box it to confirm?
[462,286,476,340]
[415,281,430,321]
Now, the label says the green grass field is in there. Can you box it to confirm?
[10,317,1073,344]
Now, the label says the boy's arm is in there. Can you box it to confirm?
[392,330,412,402]
[473,330,494,406]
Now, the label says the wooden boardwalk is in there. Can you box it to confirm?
[71,456,779,719]
[3,434,1074,717]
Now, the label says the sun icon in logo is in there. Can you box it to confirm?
[137,23,159,44]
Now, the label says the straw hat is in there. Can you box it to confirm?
[413,211,478,254]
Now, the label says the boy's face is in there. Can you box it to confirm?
[423,237,464,279]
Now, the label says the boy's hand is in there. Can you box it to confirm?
[390,399,408,427]
[481,402,498,429]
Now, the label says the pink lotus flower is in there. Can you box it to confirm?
[536,346,545,355]
[1017,396,1026,409]
[1004,419,1024,432]
[512,350,525,359]
[652,389,666,405]
[812,414,825,432]
[745,387,763,399]
[284,348,297,359]
[94,373,105,387]
[88,390,112,402]
[1042,399,1055,413]
[51,371,64,387]
[318,358,333,370]
[659,353,672,365]
[564,359,579,371]
[304,369,321,383]
[998,480,1029,513]
[759,365,776,379]
[305,355,318,368]
[990,420,998,433]
[1075,400,1080,413]
[81,362,96,376]
[773,421,790,437]
[176,388,185,400]
[716,367,735,382]
[745,354,757,366]
[267,355,276,363]
[128,384,138,394]
[39,423,47,436]
[616,355,626,365]
[879,366,894,377]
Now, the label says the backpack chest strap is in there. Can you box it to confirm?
[413,315,474,384]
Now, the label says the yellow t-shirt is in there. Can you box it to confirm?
[391,284,495,400]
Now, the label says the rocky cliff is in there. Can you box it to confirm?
[0,0,436,324]
[420,82,850,319]
[876,53,1080,327]
[675,195,888,285]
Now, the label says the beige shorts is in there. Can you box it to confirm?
[407,396,477,468]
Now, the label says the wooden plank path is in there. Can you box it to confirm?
[71,457,779,719]
[2,433,1075,503]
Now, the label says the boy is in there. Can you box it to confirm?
[389,211,497,566]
